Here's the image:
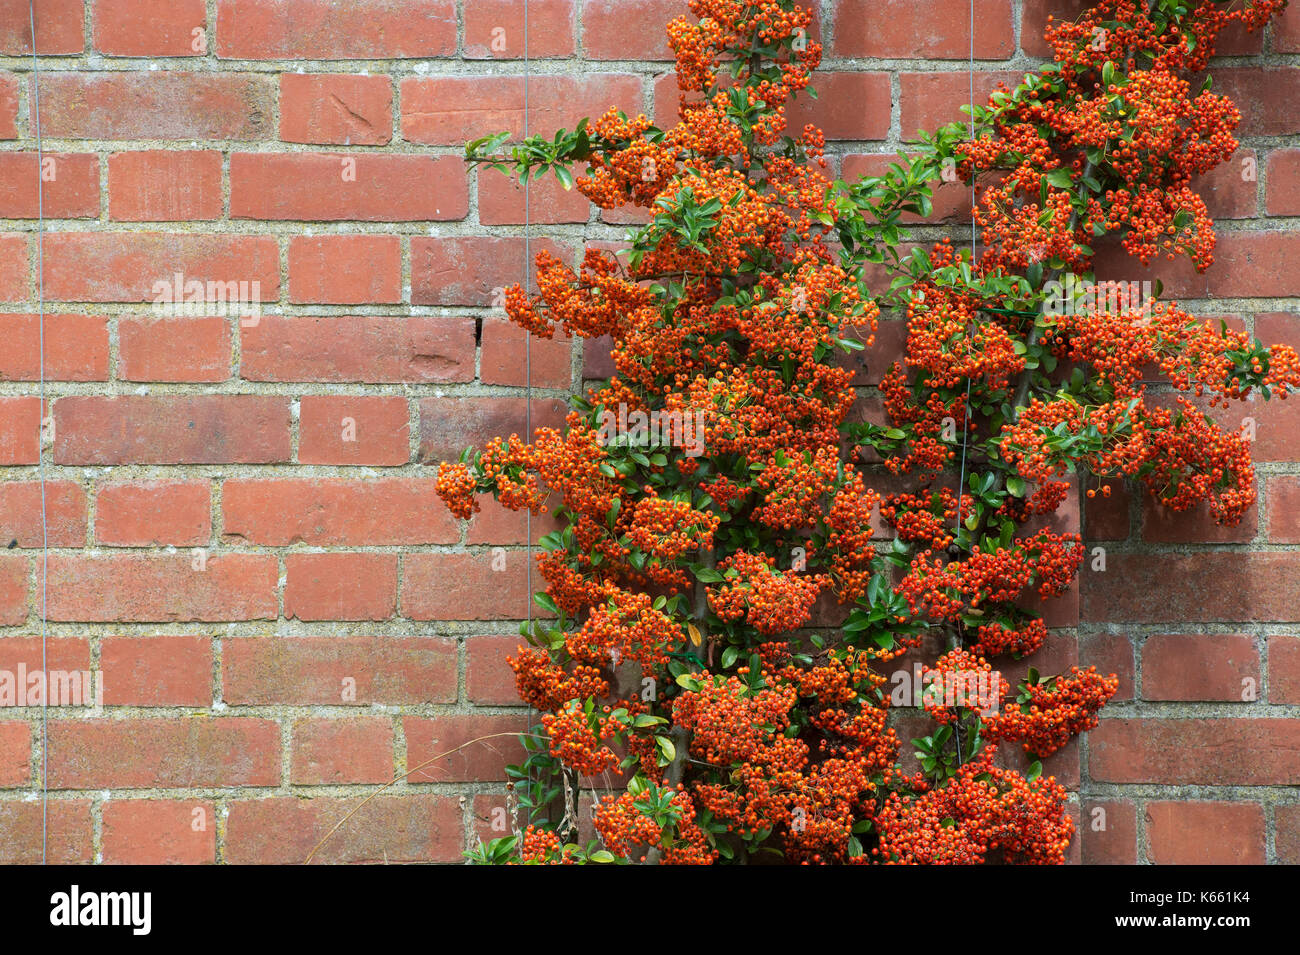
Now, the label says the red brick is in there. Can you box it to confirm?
[107,150,223,221]
[0,313,110,381]
[0,0,84,54]
[0,76,15,139]
[298,395,409,466]
[787,72,891,141]
[834,0,1012,58]
[1212,68,1300,137]
[1,554,30,624]
[1267,149,1300,215]
[43,232,279,303]
[222,635,457,705]
[0,721,29,786]
[1082,477,1130,540]
[1277,4,1300,52]
[241,314,474,384]
[1082,552,1300,623]
[225,795,461,864]
[479,316,572,389]
[478,169,592,224]
[0,396,41,465]
[42,553,278,622]
[216,0,456,59]
[403,713,528,782]
[1275,804,1300,865]
[100,634,213,706]
[93,0,207,56]
[1142,497,1257,543]
[222,478,457,546]
[403,552,536,621]
[465,496,564,547]
[0,800,92,864]
[0,233,27,300]
[0,480,87,547]
[467,633,524,705]
[401,73,641,145]
[1193,147,1257,220]
[1089,718,1300,784]
[1146,801,1265,865]
[1142,633,1260,702]
[279,73,392,145]
[36,72,275,140]
[291,717,394,784]
[418,396,568,463]
[1080,633,1135,702]
[899,71,1018,138]
[1095,231,1300,300]
[231,153,467,221]
[0,152,99,218]
[95,480,211,546]
[465,0,573,58]
[288,234,401,304]
[54,395,291,464]
[0,635,91,675]
[410,235,571,307]
[1269,635,1300,705]
[119,314,231,382]
[1079,799,1137,865]
[50,717,280,788]
[102,800,216,865]
[581,0,679,60]
[284,552,398,622]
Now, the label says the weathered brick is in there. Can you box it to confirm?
[230,153,467,221]
[222,478,457,545]
[93,0,208,57]
[0,152,99,218]
[118,314,231,382]
[290,717,394,784]
[36,72,276,140]
[216,0,456,59]
[107,150,223,221]
[1141,633,1259,702]
[102,800,216,865]
[100,634,213,706]
[224,794,461,864]
[1090,718,1300,784]
[240,314,474,384]
[284,552,398,622]
[1146,801,1266,865]
[279,73,392,145]
[288,234,401,304]
[49,717,280,788]
[0,313,110,381]
[403,713,528,782]
[221,636,457,705]
[54,395,291,464]
[42,554,278,622]
[95,480,211,546]
[298,395,410,466]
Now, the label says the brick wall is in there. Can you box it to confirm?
[0,0,1295,864]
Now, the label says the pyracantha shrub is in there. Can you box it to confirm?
[442,0,1298,865]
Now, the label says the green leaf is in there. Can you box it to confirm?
[1043,168,1073,190]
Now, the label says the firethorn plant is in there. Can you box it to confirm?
[438,0,1299,865]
